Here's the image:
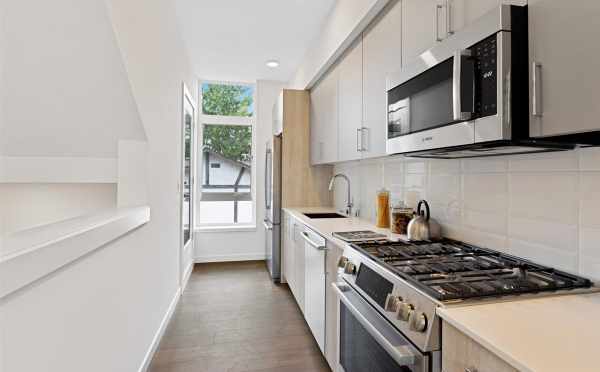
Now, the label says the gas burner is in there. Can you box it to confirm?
[352,239,593,302]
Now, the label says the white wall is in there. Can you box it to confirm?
[332,148,600,283]
[0,0,197,371]
[1,0,146,158]
[0,183,117,235]
[194,80,286,262]
[289,0,389,89]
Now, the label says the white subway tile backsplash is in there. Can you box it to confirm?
[464,210,507,236]
[580,228,600,281]
[580,172,600,228]
[509,173,578,224]
[429,159,460,175]
[462,157,508,173]
[332,147,600,280]
[509,239,578,273]
[405,160,427,174]
[427,174,460,206]
[463,173,508,212]
[460,228,509,253]
[508,151,578,172]
[579,147,600,171]
[508,217,577,253]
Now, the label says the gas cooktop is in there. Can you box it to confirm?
[352,239,593,302]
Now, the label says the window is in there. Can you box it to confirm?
[198,82,255,227]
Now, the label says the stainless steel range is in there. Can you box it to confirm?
[332,238,594,372]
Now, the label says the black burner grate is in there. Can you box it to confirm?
[352,239,593,302]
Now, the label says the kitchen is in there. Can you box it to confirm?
[1,0,600,372]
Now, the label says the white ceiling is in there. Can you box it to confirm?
[175,0,336,83]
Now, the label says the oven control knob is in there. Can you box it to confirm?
[344,262,356,275]
[338,256,349,268]
[397,302,414,321]
[384,294,402,312]
[409,311,428,333]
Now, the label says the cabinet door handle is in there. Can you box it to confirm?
[356,128,363,152]
[446,0,454,36]
[435,4,444,42]
[532,62,543,117]
[361,126,369,152]
[465,368,478,372]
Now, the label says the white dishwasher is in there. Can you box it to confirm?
[300,226,326,353]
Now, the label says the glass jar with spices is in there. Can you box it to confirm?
[376,188,390,228]
[391,202,414,235]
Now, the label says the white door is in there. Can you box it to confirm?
[529,0,600,137]
[362,0,402,159]
[180,84,195,284]
[303,229,326,353]
[338,38,364,162]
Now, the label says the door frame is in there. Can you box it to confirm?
[180,83,196,289]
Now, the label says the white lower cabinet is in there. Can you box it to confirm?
[303,228,326,353]
[283,215,333,359]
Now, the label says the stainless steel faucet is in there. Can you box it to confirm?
[328,173,353,216]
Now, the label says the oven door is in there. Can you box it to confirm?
[332,282,429,372]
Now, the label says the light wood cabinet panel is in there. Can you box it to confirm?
[528,0,600,138]
[280,90,332,208]
[442,322,517,372]
[338,39,364,162]
[362,0,402,159]
[325,242,344,370]
[310,65,339,165]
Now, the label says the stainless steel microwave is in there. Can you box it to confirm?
[386,5,574,158]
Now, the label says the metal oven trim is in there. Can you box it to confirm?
[340,246,442,352]
[333,282,431,372]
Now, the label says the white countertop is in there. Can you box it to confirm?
[284,206,409,248]
[438,292,600,372]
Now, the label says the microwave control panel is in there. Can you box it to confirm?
[471,34,498,117]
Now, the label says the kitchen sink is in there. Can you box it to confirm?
[303,212,348,219]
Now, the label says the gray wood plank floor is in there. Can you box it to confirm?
[148,261,331,372]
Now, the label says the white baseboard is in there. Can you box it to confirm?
[138,287,181,372]
[181,261,194,292]
[195,253,266,263]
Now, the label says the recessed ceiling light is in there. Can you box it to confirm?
[266,60,280,68]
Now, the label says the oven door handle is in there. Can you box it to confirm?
[332,283,416,366]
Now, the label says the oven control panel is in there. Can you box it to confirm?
[339,248,441,352]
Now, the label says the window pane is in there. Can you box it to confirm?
[200,123,253,225]
[202,83,254,117]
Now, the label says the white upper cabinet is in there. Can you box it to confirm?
[528,0,600,138]
[362,0,402,159]
[310,64,339,165]
[338,39,364,162]
[402,0,440,64]
[448,0,527,35]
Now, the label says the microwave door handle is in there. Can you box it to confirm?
[453,49,474,121]
[332,283,416,366]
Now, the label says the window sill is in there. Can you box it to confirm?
[195,225,257,233]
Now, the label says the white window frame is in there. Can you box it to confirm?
[196,80,257,230]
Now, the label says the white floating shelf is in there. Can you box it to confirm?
[0,206,150,299]
[0,156,117,183]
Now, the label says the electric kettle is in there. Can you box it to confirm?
[407,200,441,241]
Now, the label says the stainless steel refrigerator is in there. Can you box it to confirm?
[264,134,282,281]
